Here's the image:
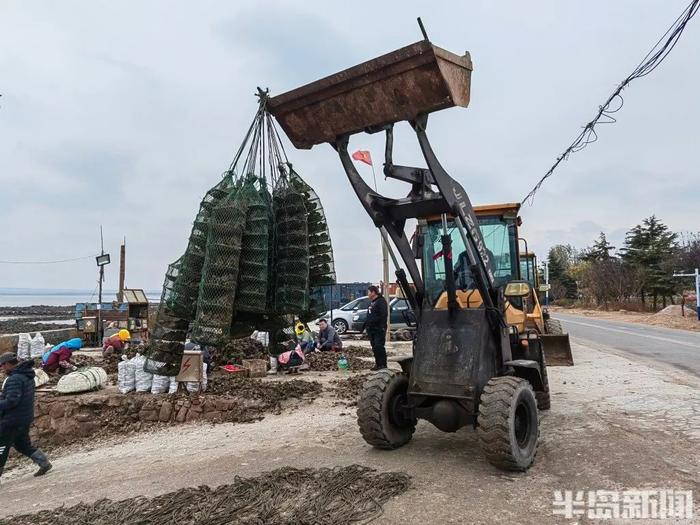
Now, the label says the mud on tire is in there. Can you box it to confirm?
[536,365,551,411]
[534,342,551,411]
[357,369,416,450]
[478,376,539,471]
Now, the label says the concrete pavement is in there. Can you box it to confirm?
[555,312,700,377]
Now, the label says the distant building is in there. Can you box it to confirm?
[317,282,371,309]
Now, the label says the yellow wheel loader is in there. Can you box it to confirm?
[517,243,574,366]
[269,33,564,471]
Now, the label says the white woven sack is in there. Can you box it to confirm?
[33,368,50,387]
[185,361,204,393]
[130,354,153,392]
[30,332,45,358]
[200,363,208,392]
[151,374,170,394]
[118,357,135,394]
[56,367,108,394]
[17,333,31,360]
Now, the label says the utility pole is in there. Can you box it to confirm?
[95,227,111,345]
[368,160,391,343]
[353,149,392,343]
[98,230,105,344]
[117,237,126,303]
[673,268,699,321]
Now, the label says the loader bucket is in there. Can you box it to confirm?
[541,334,574,366]
[268,40,473,149]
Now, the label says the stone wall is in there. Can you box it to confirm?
[0,328,79,354]
[32,391,255,446]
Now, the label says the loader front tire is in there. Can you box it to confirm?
[535,342,551,411]
[544,318,564,335]
[357,370,416,450]
[478,376,539,471]
[536,360,551,411]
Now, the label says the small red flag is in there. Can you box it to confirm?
[351,150,373,166]
[432,250,452,261]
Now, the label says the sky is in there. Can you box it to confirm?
[1,0,698,292]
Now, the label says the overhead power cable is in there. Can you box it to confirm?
[521,0,699,205]
[0,254,98,265]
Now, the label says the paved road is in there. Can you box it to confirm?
[555,312,700,378]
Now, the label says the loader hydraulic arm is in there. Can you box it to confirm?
[383,114,502,320]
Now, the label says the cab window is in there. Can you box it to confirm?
[421,216,518,306]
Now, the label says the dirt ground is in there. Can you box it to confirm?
[551,305,700,333]
[1,340,699,524]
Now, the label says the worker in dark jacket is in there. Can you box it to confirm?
[365,285,388,370]
[315,319,343,352]
[0,352,52,479]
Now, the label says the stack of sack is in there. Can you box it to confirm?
[118,353,208,395]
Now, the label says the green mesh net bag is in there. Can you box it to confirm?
[234,176,272,314]
[190,178,249,345]
[289,169,336,286]
[146,94,337,373]
[168,173,234,320]
[145,174,235,374]
[144,258,190,375]
[288,169,336,320]
[273,178,309,314]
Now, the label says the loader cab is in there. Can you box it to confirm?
[419,203,522,309]
[418,203,546,333]
[520,252,538,288]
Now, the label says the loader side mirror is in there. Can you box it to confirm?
[504,281,531,298]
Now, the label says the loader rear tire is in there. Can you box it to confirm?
[478,376,539,471]
[544,318,564,335]
[357,370,416,450]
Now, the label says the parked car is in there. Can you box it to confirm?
[351,297,416,332]
[312,296,372,335]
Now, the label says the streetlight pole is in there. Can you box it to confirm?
[673,268,700,321]
[95,227,111,345]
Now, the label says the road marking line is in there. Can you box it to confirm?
[559,318,700,349]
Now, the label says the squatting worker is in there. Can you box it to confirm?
[316,319,343,352]
[42,337,81,375]
[295,322,315,353]
[365,285,388,370]
[102,329,131,358]
[0,352,52,479]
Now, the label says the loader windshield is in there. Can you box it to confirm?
[422,216,518,306]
